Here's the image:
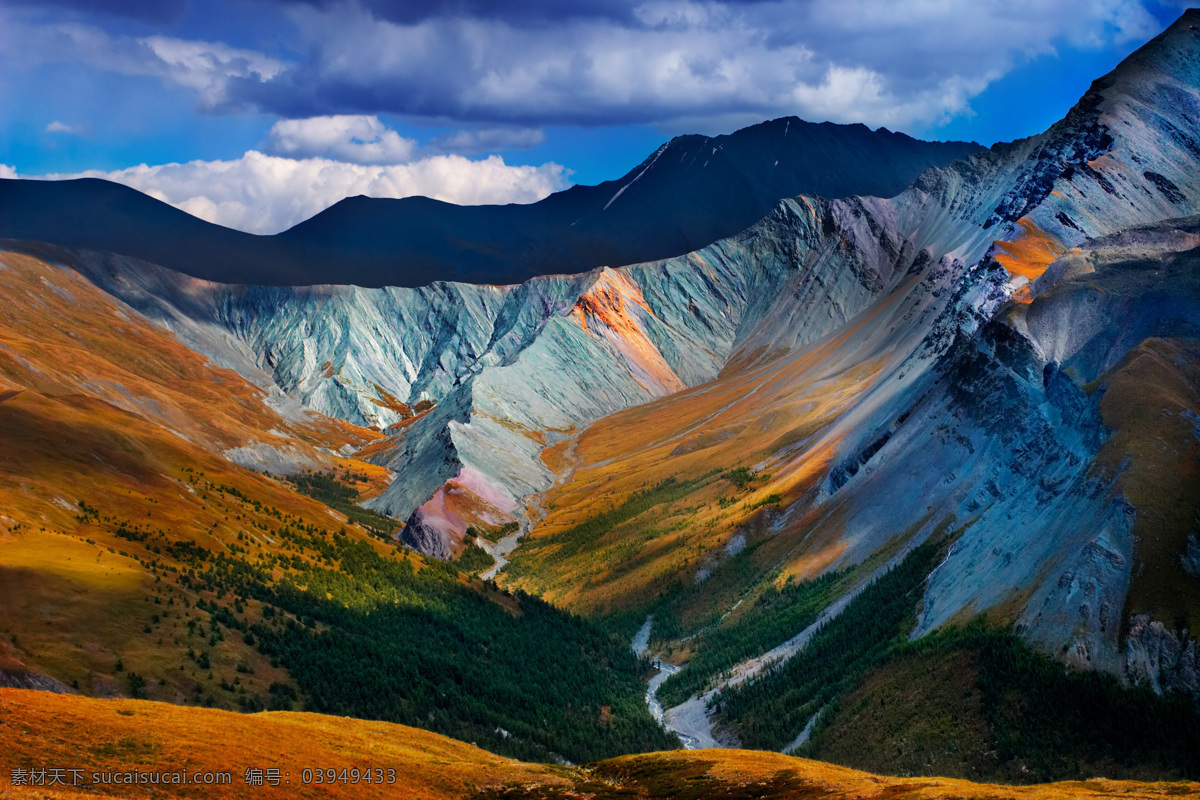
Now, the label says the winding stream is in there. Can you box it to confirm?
[632,616,710,749]
[478,528,524,580]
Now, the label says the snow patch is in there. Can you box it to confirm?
[603,144,667,211]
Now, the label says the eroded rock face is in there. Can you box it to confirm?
[797,293,1133,676]
[1184,534,1200,579]
[400,510,456,561]
[0,669,75,694]
[72,10,1200,564]
[1125,614,1200,696]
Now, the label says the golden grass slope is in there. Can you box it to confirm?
[1,688,1195,800]
[0,247,364,458]
[0,246,402,704]
[0,688,566,800]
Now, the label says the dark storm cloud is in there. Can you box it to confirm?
[4,0,189,25]
[215,0,1158,131]
[263,0,643,24]
[427,127,546,155]
[261,0,782,26]
[4,0,1173,133]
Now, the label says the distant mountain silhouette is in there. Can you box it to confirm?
[0,119,982,287]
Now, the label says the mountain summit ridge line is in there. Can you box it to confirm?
[0,117,981,287]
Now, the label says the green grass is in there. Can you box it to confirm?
[67,470,677,765]
[637,541,770,643]
[505,472,719,580]
[188,532,676,764]
[702,525,1200,782]
[470,522,519,543]
[586,527,824,647]
[454,540,497,576]
[286,470,401,539]
[961,629,1200,780]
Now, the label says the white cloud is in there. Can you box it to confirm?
[44,120,79,134]
[263,115,547,163]
[787,66,992,132]
[35,151,569,234]
[139,35,282,108]
[632,0,728,28]
[0,164,17,179]
[265,115,418,164]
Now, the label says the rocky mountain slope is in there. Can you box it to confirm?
[491,10,1200,759]
[0,120,980,287]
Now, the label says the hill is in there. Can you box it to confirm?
[488,10,1200,769]
[1,688,1195,800]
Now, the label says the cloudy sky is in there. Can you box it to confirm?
[0,0,1193,234]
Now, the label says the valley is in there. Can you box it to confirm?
[1,7,1200,794]
[0,245,673,763]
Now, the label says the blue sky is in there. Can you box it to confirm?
[0,0,1194,233]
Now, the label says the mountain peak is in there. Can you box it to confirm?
[1100,7,1200,92]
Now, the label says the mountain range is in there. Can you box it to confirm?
[0,121,980,286]
[1,7,1200,790]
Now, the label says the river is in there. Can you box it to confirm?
[631,616,711,750]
